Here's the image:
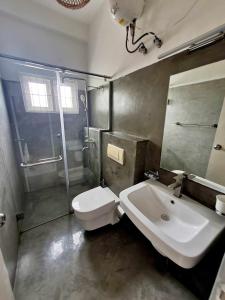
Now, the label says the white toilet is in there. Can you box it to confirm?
[72,186,122,231]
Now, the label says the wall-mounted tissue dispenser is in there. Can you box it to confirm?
[107,144,125,165]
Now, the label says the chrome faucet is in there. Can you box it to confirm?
[82,146,89,152]
[144,170,159,181]
[82,139,95,152]
[168,173,188,198]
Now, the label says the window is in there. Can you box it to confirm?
[21,75,79,114]
[29,82,49,108]
[60,81,79,114]
[60,86,73,109]
[21,75,54,113]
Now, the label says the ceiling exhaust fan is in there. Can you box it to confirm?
[56,0,90,10]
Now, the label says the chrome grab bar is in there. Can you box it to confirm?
[20,155,63,168]
[38,156,60,162]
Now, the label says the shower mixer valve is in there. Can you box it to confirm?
[82,146,89,152]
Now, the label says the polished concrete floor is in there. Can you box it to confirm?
[21,184,91,231]
[15,215,198,300]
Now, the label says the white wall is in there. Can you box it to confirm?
[0,11,88,71]
[0,0,88,42]
[88,0,225,78]
[206,97,225,186]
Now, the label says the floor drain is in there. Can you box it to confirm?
[161,214,170,221]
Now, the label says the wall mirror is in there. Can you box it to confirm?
[161,59,225,193]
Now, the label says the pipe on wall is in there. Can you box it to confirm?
[158,23,225,60]
[0,53,112,80]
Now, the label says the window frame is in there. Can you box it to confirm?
[58,79,79,114]
[20,74,79,114]
[20,75,55,113]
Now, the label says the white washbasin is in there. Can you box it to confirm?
[119,180,225,269]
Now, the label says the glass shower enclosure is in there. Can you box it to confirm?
[0,57,107,231]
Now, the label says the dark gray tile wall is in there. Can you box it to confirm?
[112,40,225,172]
[0,79,23,285]
[84,127,101,186]
[89,39,225,208]
[102,132,148,195]
[112,60,171,171]
[88,84,110,129]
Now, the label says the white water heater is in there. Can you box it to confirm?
[109,0,145,26]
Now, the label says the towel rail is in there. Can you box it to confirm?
[174,122,218,128]
[20,155,63,168]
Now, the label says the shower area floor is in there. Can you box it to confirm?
[21,184,92,231]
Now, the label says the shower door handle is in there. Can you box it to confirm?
[0,213,6,227]
[20,155,63,168]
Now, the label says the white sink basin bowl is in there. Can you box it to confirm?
[119,180,225,269]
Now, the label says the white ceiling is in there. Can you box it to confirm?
[31,0,104,24]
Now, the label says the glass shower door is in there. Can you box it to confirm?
[19,112,69,230]
[3,65,70,230]
[0,56,110,231]
[57,74,92,201]
[59,73,108,202]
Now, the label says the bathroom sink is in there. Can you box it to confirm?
[119,180,225,269]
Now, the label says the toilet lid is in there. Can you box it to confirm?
[72,186,117,213]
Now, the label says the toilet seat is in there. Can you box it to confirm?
[72,186,121,230]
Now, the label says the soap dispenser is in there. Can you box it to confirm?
[215,195,225,216]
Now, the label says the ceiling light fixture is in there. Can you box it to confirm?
[56,0,90,10]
